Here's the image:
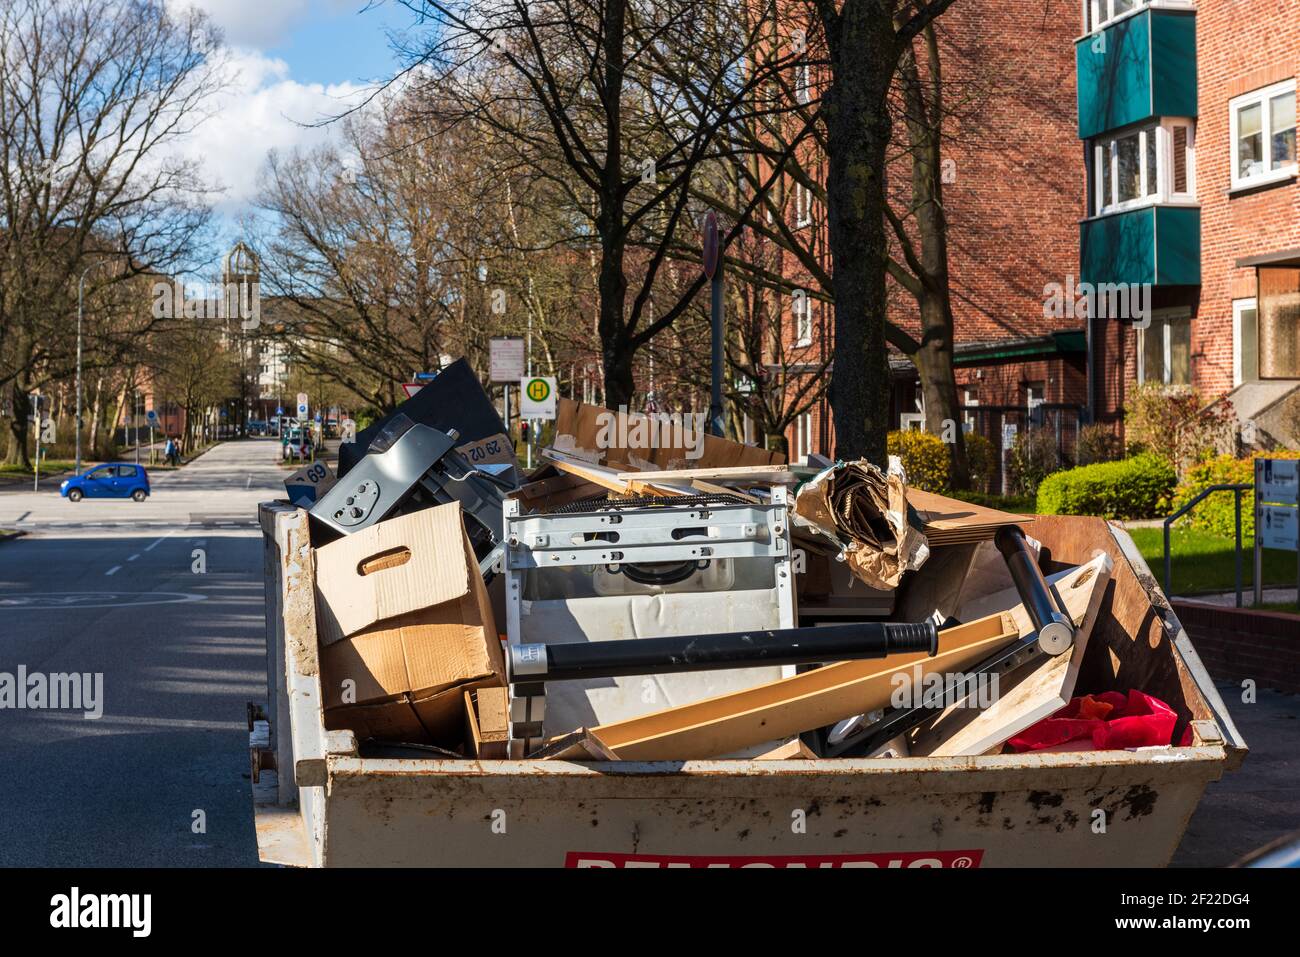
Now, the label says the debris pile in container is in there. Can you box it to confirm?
[293,361,1190,763]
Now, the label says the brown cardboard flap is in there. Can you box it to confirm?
[314,503,471,645]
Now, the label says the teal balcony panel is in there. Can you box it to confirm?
[1080,205,1200,287]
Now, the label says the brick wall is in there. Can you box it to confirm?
[1173,600,1300,694]
[780,0,1082,457]
[1194,1,1300,399]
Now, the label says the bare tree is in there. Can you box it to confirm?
[394,0,805,408]
[0,0,223,465]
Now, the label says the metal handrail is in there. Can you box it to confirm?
[1163,483,1251,607]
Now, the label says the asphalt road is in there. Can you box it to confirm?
[0,439,284,866]
[0,438,1294,867]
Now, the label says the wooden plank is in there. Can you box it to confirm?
[755,738,819,760]
[615,464,798,484]
[909,489,1027,544]
[910,553,1114,757]
[584,610,1019,761]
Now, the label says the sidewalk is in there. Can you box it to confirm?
[1175,587,1299,610]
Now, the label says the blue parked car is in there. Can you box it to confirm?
[60,463,151,503]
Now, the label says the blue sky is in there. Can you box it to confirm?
[165,1,430,268]
[259,1,414,86]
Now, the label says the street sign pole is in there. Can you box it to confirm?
[1255,459,1264,608]
[33,394,41,492]
[703,212,724,438]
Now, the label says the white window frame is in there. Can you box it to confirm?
[1092,119,1196,215]
[794,411,814,464]
[796,63,811,106]
[1229,80,1298,191]
[1137,307,1192,385]
[793,290,813,347]
[1082,0,1194,35]
[795,182,812,228]
[1232,297,1258,387]
[962,388,978,433]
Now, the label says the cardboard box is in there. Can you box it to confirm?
[315,503,505,746]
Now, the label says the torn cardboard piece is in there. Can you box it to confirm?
[315,502,506,746]
[553,397,784,471]
[793,460,929,589]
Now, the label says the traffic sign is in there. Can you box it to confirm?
[1259,504,1298,552]
[702,211,720,279]
[490,337,526,383]
[414,371,438,382]
[146,409,159,424]
[519,375,557,420]
[275,406,284,416]
[296,392,309,418]
[1258,458,1298,506]
[401,383,423,399]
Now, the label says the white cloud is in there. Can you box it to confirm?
[176,47,371,216]
[168,0,311,49]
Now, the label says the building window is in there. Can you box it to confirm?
[1138,310,1192,385]
[1233,298,1258,386]
[792,291,813,347]
[1258,267,1300,379]
[795,182,812,228]
[793,411,814,464]
[1230,80,1297,190]
[1084,0,1192,34]
[962,387,979,433]
[1092,120,1195,214]
[796,63,811,106]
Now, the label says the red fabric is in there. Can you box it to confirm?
[1007,690,1179,753]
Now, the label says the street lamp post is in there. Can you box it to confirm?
[76,259,115,475]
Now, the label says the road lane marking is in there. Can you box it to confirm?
[144,530,175,552]
[16,511,29,522]
[127,554,140,562]
[105,565,121,576]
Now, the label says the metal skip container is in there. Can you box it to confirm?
[251,505,1246,868]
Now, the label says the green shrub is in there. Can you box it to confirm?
[1172,450,1300,539]
[1006,428,1058,496]
[1036,453,1176,519]
[1076,422,1123,466]
[1123,382,1236,477]
[964,432,996,494]
[887,429,949,492]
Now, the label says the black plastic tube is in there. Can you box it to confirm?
[512,621,938,682]
[993,524,1074,654]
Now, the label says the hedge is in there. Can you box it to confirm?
[1035,453,1176,520]
[1172,451,1300,539]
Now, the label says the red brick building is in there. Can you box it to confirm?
[1080,0,1300,447]
[775,0,1085,464]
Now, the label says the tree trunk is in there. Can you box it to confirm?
[823,6,896,464]
[914,302,969,489]
[88,373,105,458]
[900,25,970,490]
[5,382,32,468]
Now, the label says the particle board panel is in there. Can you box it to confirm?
[583,610,1019,761]
[910,552,1114,757]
